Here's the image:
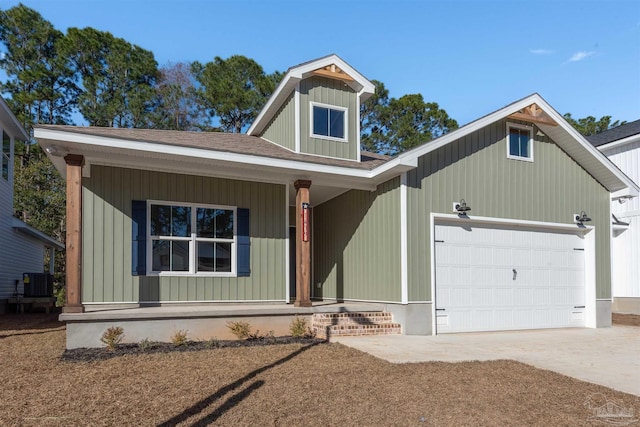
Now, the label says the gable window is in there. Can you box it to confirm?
[2,131,9,181]
[507,123,533,161]
[148,201,236,275]
[311,102,347,141]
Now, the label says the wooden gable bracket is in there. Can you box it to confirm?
[507,103,558,126]
[311,64,355,83]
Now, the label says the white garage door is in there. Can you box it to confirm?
[435,221,586,333]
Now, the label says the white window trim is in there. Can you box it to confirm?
[146,200,237,277]
[309,101,348,143]
[1,129,10,182]
[506,122,534,162]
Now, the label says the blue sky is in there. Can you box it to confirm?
[2,0,639,126]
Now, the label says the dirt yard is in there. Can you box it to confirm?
[0,314,637,426]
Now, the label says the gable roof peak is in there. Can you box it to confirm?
[247,55,374,136]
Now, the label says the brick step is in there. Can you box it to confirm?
[312,312,393,325]
[312,317,394,326]
[312,312,401,339]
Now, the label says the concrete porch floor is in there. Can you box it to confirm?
[62,301,386,321]
[333,326,640,396]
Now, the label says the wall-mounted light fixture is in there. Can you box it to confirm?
[574,211,591,224]
[453,199,471,214]
[45,145,64,157]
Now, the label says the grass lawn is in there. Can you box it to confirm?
[0,313,637,426]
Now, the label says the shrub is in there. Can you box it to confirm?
[226,320,252,340]
[171,330,189,347]
[54,286,65,308]
[100,326,124,351]
[289,316,316,338]
[247,329,275,341]
[290,316,308,337]
[205,337,221,349]
[138,338,153,352]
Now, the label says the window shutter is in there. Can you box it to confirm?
[131,200,147,276]
[237,208,250,277]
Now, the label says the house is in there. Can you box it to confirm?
[34,55,639,348]
[0,96,64,310]
[589,120,640,314]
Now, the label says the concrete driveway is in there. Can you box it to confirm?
[333,326,640,396]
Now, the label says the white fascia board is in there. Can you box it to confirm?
[387,95,543,169]
[535,97,640,196]
[248,55,375,136]
[0,96,29,141]
[612,187,639,200]
[382,93,639,197]
[12,217,65,249]
[35,127,384,189]
[293,54,375,94]
[596,133,640,152]
[247,73,299,136]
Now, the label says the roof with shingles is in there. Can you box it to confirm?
[36,125,390,170]
[588,119,640,147]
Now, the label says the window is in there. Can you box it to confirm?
[2,131,9,181]
[311,102,347,141]
[507,123,533,161]
[148,201,236,275]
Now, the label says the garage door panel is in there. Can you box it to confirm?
[435,222,586,333]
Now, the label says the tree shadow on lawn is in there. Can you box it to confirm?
[0,326,65,340]
[0,313,64,334]
[157,342,320,426]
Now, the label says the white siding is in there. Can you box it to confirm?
[602,141,640,298]
[604,140,640,215]
[0,128,47,298]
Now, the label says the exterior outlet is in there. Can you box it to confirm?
[452,202,459,213]
[573,213,582,224]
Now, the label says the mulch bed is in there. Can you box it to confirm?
[1,313,638,426]
[62,336,326,362]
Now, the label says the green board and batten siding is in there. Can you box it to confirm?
[82,165,286,303]
[262,92,295,151]
[313,177,401,302]
[299,76,358,161]
[406,119,612,301]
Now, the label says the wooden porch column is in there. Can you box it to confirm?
[64,154,84,313]
[294,180,312,307]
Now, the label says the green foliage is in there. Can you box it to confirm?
[204,337,221,349]
[289,316,309,338]
[138,338,151,352]
[0,4,77,129]
[12,142,66,290]
[193,55,281,133]
[54,286,65,308]
[563,113,626,136]
[247,330,275,341]
[226,320,252,340]
[360,80,390,153]
[360,81,458,155]
[171,330,189,346]
[100,326,124,351]
[59,27,158,127]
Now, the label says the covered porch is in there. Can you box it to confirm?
[60,301,388,348]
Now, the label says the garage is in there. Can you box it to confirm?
[434,220,587,333]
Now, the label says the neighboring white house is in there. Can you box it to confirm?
[0,96,64,303]
[590,120,640,314]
